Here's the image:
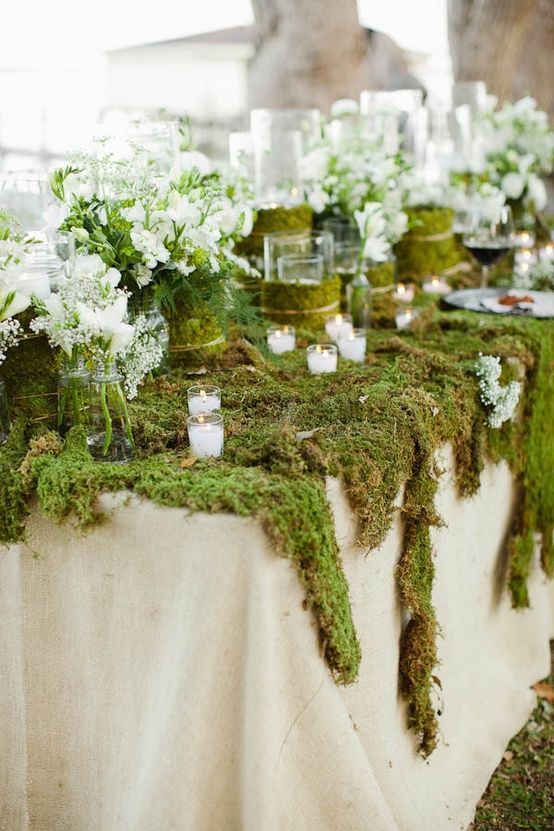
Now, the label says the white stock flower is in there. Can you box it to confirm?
[308,187,330,214]
[500,172,525,200]
[526,175,547,211]
[43,202,69,229]
[330,99,359,118]
[133,263,153,288]
[301,147,331,182]
[0,277,31,320]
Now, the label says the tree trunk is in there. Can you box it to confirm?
[249,0,369,112]
[447,0,553,118]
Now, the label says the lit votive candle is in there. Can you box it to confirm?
[514,248,536,266]
[187,413,224,458]
[393,282,415,303]
[187,385,221,416]
[395,307,419,331]
[512,230,536,249]
[307,343,338,374]
[267,325,296,354]
[325,313,353,342]
[422,275,451,296]
[337,328,366,363]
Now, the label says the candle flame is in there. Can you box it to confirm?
[316,344,322,352]
[199,389,206,397]
[335,314,343,324]
[431,276,439,286]
[283,325,289,333]
[198,414,205,423]
[397,283,406,295]
[275,330,282,338]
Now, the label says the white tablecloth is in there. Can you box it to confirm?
[1,447,553,831]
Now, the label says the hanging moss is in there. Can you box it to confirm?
[1,304,553,757]
[261,276,341,331]
[395,207,465,281]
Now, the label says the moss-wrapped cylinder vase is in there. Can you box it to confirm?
[168,300,226,369]
[394,207,465,281]
[261,276,341,331]
[2,310,58,425]
[234,203,314,306]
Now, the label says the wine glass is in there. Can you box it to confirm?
[463,205,514,289]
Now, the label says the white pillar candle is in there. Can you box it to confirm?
[307,344,338,374]
[325,313,353,342]
[337,329,366,363]
[187,385,221,416]
[393,283,415,303]
[267,325,296,354]
[422,275,451,296]
[395,307,419,331]
[187,413,224,458]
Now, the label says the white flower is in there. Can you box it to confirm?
[526,175,547,211]
[43,202,69,229]
[474,354,521,429]
[501,172,525,200]
[119,314,164,399]
[301,147,331,181]
[133,263,153,288]
[0,277,31,320]
[330,99,359,118]
[173,151,212,177]
[71,226,90,244]
[308,187,330,214]
[77,295,133,356]
[167,191,201,225]
[73,253,107,278]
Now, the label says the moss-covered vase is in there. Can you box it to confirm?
[168,300,226,369]
[0,379,10,444]
[261,276,341,331]
[394,207,465,281]
[235,203,313,269]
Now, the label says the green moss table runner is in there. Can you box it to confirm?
[1,310,553,756]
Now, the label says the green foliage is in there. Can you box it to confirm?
[261,276,341,330]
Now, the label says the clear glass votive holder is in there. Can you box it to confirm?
[395,307,420,331]
[337,329,366,363]
[393,282,415,303]
[325,313,353,342]
[187,413,224,458]
[187,385,221,416]
[307,344,338,375]
[267,325,296,355]
[277,254,324,285]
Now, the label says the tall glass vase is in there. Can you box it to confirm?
[57,356,90,436]
[0,379,10,445]
[87,360,134,463]
[129,297,170,376]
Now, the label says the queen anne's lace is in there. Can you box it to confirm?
[0,318,21,366]
[474,354,521,429]
[119,315,164,400]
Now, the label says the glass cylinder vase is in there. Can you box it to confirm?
[130,297,170,377]
[0,379,10,445]
[87,360,134,463]
[57,357,91,436]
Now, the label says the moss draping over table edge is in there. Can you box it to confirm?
[1,311,553,757]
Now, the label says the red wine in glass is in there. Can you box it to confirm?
[463,242,511,267]
[462,206,514,288]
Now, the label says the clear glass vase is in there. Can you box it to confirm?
[0,379,10,445]
[57,357,90,436]
[347,270,372,329]
[130,297,170,376]
[87,360,134,463]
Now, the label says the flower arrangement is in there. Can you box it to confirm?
[0,212,33,367]
[459,97,554,214]
[301,124,410,254]
[474,354,521,429]
[513,258,554,292]
[30,254,163,457]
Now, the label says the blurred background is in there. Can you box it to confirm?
[1,0,552,168]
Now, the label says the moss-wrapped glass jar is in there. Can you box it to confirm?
[168,300,226,369]
[261,276,341,331]
[394,206,465,281]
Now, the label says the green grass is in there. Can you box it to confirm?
[472,643,554,830]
